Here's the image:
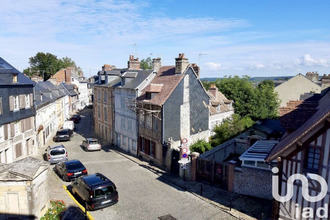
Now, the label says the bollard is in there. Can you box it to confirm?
[261,212,264,220]
[229,198,232,211]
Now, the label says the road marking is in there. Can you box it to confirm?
[62,185,94,220]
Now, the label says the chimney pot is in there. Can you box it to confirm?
[175,53,189,74]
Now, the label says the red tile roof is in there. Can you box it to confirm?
[266,89,330,162]
[137,66,184,106]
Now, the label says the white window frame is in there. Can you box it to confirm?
[25,94,30,109]
[14,96,19,111]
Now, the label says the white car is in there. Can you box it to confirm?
[82,138,102,151]
[62,120,74,131]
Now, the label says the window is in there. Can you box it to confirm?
[98,106,101,119]
[13,75,17,82]
[305,147,321,173]
[14,122,20,136]
[140,137,145,152]
[122,135,126,146]
[104,107,107,121]
[127,120,132,131]
[153,117,159,131]
[146,92,151,100]
[14,96,19,111]
[97,90,100,101]
[150,141,155,156]
[146,114,152,129]
[104,90,107,103]
[25,95,30,108]
[121,97,125,110]
[121,117,125,129]
[132,141,137,151]
[139,113,145,126]
[0,97,2,115]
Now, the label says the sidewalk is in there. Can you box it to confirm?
[106,144,272,220]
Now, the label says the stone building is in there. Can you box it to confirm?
[0,58,36,164]
[0,157,49,219]
[136,54,210,175]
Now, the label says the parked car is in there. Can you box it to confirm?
[63,120,75,130]
[53,129,73,142]
[71,173,118,211]
[46,145,68,164]
[82,138,101,151]
[70,115,81,123]
[54,160,88,181]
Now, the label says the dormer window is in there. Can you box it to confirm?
[146,92,157,100]
[13,75,17,83]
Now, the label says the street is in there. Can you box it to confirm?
[44,108,236,220]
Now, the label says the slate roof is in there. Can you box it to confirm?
[60,83,78,96]
[0,57,35,85]
[0,157,48,181]
[34,81,68,109]
[266,88,330,162]
[137,66,185,106]
[207,91,233,115]
[121,69,154,89]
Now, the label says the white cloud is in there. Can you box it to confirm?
[298,54,329,67]
[204,62,222,71]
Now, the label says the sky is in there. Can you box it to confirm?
[1,0,330,78]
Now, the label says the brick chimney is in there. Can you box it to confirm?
[175,53,189,74]
[102,64,114,71]
[208,84,218,98]
[191,63,200,78]
[321,74,330,90]
[152,58,161,72]
[128,55,140,70]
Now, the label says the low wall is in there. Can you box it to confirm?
[233,166,273,200]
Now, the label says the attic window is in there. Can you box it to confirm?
[146,92,157,100]
[13,75,17,83]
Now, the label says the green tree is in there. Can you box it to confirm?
[140,57,152,69]
[210,114,254,147]
[201,80,212,90]
[190,139,212,154]
[215,76,279,120]
[254,80,280,119]
[23,52,80,80]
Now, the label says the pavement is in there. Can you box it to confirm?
[37,108,272,220]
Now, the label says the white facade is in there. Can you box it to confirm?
[71,76,89,110]
[35,102,57,147]
[209,110,234,135]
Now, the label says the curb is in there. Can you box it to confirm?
[62,185,94,220]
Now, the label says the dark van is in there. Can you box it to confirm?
[71,173,118,210]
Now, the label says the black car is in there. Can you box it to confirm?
[55,160,88,181]
[71,173,119,211]
[53,129,73,142]
[70,115,81,123]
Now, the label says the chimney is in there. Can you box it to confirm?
[102,64,114,71]
[208,84,218,98]
[191,63,200,78]
[128,55,140,70]
[152,58,161,72]
[175,53,189,74]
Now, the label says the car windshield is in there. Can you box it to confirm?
[89,140,99,144]
[66,162,84,170]
[57,131,68,135]
[50,149,65,156]
[93,186,115,198]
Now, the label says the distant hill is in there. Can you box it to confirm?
[201,76,294,82]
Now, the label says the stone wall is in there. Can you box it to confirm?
[233,166,273,200]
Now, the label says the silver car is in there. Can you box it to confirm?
[82,138,101,151]
[46,145,68,164]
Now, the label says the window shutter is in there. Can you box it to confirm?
[29,94,33,107]
[4,124,8,140]
[9,96,14,111]
[10,123,15,137]
[21,119,25,132]
[19,95,25,109]
[15,143,22,158]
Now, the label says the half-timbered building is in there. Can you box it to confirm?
[266,88,330,219]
